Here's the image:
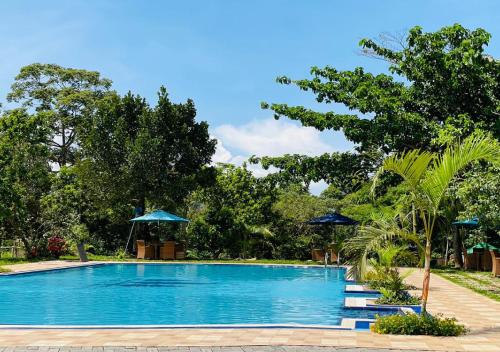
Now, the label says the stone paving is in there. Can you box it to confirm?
[0,347,427,352]
[0,261,499,351]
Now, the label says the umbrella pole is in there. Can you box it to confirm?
[125,222,136,254]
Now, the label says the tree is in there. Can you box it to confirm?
[372,135,499,312]
[7,63,112,167]
[250,151,379,195]
[0,109,52,256]
[187,164,276,259]
[41,167,96,262]
[263,24,499,153]
[270,184,333,259]
[80,87,216,221]
[257,25,499,188]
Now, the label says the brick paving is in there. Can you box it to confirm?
[0,262,499,351]
[0,347,427,352]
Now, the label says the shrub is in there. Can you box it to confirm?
[372,312,467,336]
[47,235,66,258]
[375,288,421,305]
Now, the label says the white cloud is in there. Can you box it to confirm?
[211,138,233,163]
[213,118,338,157]
[210,119,349,195]
[211,139,277,178]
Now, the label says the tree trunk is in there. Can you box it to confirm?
[453,227,463,268]
[76,242,88,262]
[421,239,432,313]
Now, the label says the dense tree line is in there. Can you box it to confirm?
[0,24,498,263]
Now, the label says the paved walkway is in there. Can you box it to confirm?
[1,261,99,274]
[0,262,499,351]
[0,347,426,352]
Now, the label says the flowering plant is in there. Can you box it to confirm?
[48,235,66,258]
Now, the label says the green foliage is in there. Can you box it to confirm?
[375,289,421,306]
[456,164,500,236]
[325,182,408,224]
[369,134,499,311]
[81,88,216,212]
[250,151,379,195]
[344,218,422,280]
[186,164,275,259]
[7,63,112,166]
[254,24,499,203]
[372,313,467,336]
[0,110,52,256]
[264,24,499,153]
[270,184,335,259]
[363,245,420,306]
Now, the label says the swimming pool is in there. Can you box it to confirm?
[0,263,387,326]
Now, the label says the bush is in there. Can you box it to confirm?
[375,288,421,305]
[372,312,467,336]
[47,235,66,258]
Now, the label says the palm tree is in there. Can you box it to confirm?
[345,216,423,279]
[372,135,498,312]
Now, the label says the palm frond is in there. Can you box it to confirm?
[344,218,422,280]
[422,135,500,210]
[381,149,434,191]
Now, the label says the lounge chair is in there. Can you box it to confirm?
[175,243,186,260]
[136,240,155,259]
[159,241,175,260]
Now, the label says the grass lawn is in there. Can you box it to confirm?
[60,254,320,265]
[434,268,500,302]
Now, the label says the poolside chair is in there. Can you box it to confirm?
[159,241,175,260]
[136,240,155,259]
[175,243,186,260]
[490,250,500,277]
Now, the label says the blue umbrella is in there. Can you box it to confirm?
[307,212,358,265]
[452,217,479,228]
[307,212,358,225]
[125,210,189,253]
[130,210,189,223]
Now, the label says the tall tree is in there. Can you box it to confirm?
[7,63,112,167]
[81,87,216,217]
[0,109,52,255]
[256,25,499,187]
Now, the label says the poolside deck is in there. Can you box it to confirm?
[1,261,499,351]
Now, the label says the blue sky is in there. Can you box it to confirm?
[1,0,499,192]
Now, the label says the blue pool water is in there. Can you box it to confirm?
[0,264,388,326]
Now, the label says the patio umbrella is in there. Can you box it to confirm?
[307,212,358,265]
[452,217,479,228]
[307,212,358,226]
[125,210,189,253]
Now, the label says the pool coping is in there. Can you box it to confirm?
[0,261,348,276]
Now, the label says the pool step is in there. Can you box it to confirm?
[344,284,379,294]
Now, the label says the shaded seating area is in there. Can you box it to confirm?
[307,212,358,264]
[125,210,189,260]
[463,242,499,276]
[136,240,155,259]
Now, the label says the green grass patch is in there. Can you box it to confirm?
[434,268,500,302]
[0,266,12,273]
[60,254,320,265]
